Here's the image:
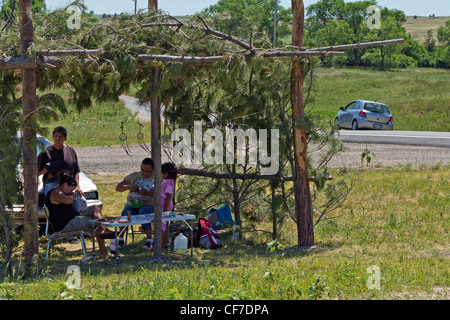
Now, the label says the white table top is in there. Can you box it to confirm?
[89,212,196,228]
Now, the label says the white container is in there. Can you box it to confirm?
[110,239,117,252]
[174,233,188,253]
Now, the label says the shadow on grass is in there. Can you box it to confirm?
[33,227,340,280]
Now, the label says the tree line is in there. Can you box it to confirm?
[200,0,450,70]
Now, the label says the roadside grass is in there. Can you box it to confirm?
[309,68,450,132]
[38,87,150,147]
[3,164,448,300]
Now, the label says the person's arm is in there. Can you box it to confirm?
[50,189,76,205]
[116,179,138,192]
[37,152,48,176]
[74,173,85,197]
[38,167,48,176]
[163,193,172,212]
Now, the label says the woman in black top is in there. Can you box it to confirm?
[45,171,115,258]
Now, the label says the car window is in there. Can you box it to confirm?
[364,103,390,114]
[345,102,355,110]
[351,101,361,110]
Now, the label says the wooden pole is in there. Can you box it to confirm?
[138,54,227,63]
[177,167,332,182]
[291,0,314,247]
[148,0,158,11]
[151,66,163,261]
[148,0,163,261]
[19,0,39,267]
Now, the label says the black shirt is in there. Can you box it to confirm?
[45,189,78,232]
[37,145,80,182]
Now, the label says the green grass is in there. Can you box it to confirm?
[38,87,151,147]
[2,165,448,300]
[309,67,450,132]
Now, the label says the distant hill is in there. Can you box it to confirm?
[403,16,449,43]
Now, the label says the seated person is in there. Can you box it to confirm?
[45,170,115,258]
[116,158,155,249]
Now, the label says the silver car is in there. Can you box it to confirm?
[334,100,394,130]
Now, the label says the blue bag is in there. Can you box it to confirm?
[208,203,234,229]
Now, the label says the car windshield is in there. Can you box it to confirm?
[364,103,390,115]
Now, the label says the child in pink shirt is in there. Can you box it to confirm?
[160,163,177,231]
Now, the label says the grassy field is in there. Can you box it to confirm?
[2,165,448,300]
[309,67,450,132]
[38,87,151,147]
[404,16,449,43]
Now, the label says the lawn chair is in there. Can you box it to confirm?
[43,206,89,261]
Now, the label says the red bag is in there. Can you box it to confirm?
[199,218,222,249]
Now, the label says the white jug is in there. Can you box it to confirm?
[174,233,188,253]
[110,239,116,252]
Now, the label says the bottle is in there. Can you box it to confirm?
[174,233,188,253]
[127,210,131,221]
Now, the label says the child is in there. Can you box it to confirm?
[161,162,177,213]
[146,163,177,251]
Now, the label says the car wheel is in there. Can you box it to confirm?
[352,120,358,130]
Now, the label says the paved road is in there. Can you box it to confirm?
[120,95,450,148]
[336,130,450,148]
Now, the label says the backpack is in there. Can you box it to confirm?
[198,218,222,249]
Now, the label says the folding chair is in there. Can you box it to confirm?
[43,206,89,261]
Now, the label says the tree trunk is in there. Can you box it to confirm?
[231,164,242,231]
[148,0,158,10]
[19,0,39,267]
[0,201,12,279]
[291,0,314,247]
[271,186,277,240]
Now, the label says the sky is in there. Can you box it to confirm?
[43,0,450,17]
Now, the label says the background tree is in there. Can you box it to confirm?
[0,0,47,25]
[437,20,450,47]
[201,0,292,47]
